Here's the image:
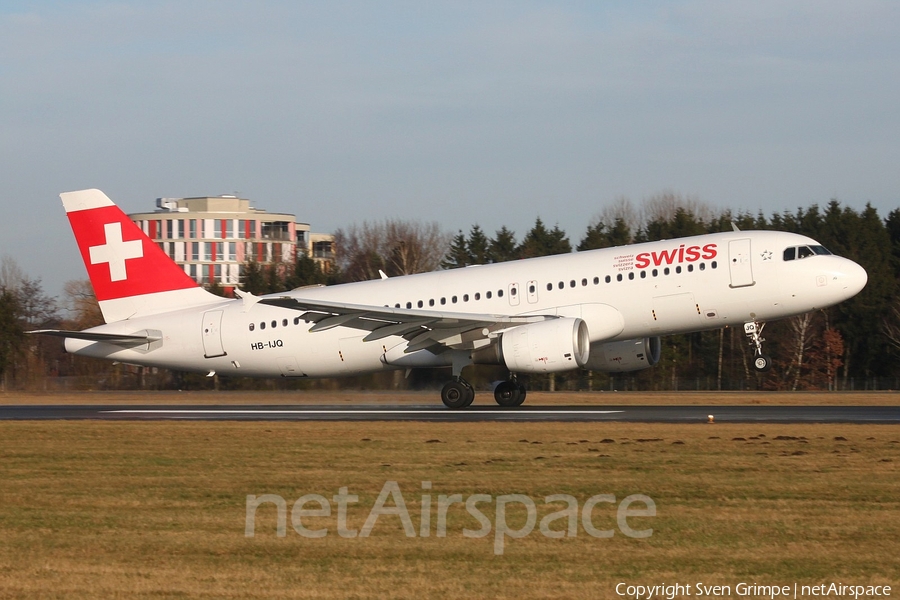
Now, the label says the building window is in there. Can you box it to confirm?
[189,220,197,239]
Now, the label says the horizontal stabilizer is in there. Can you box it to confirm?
[27,329,160,345]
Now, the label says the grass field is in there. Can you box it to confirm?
[0,392,898,598]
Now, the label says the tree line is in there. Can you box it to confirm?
[2,193,899,391]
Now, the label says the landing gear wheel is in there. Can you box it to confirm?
[462,384,476,407]
[494,381,520,407]
[753,354,772,372]
[514,383,527,406]
[442,380,474,409]
[494,380,527,407]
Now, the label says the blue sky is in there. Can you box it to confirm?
[1,1,898,296]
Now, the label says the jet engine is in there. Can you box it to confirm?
[498,318,590,373]
[584,337,661,372]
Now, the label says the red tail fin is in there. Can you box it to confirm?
[62,189,221,322]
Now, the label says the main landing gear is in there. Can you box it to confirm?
[439,356,528,409]
[744,321,772,372]
[440,377,529,409]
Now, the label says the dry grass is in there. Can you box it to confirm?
[2,389,898,405]
[0,418,898,599]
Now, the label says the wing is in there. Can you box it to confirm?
[258,296,552,353]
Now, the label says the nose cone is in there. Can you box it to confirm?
[839,258,868,298]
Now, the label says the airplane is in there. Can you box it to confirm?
[31,189,868,408]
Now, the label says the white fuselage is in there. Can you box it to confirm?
[65,230,867,378]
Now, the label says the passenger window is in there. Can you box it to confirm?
[486,291,492,299]
[652,269,658,277]
[474,293,481,300]
[429,299,434,306]
[605,275,611,283]
[282,319,288,327]
[558,282,564,289]
[569,280,576,288]
[593,277,599,285]
[249,323,255,331]
[699,263,706,271]
[688,264,694,272]
[582,278,588,286]
[675,266,682,274]
[260,322,266,330]
[783,247,796,261]
[498,289,504,297]
[711,261,717,269]
[528,285,535,293]
[628,272,634,280]
[463,294,469,302]
[640,271,646,279]
[452,296,458,304]
[440,298,446,305]
[664,267,670,275]
[294,317,301,325]
[616,274,623,282]
[406,302,412,309]
[271,320,277,328]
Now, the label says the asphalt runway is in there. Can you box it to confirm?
[1,404,898,423]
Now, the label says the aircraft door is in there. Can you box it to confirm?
[728,238,755,288]
[526,280,539,304]
[201,310,227,358]
[508,283,520,306]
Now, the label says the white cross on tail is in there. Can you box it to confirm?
[89,222,143,281]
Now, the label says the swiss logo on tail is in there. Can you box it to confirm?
[62,189,219,323]
[63,189,198,302]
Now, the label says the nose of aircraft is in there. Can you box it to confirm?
[839,258,868,298]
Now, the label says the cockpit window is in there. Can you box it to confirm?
[783,244,833,261]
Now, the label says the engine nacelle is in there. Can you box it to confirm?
[499,318,590,373]
[584,337,661,372]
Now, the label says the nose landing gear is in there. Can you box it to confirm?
[744,321,772,372]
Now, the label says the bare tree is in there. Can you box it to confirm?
[641,191,717,226]
[784,312,814,391]
[64,280,104,329]
[334,219,450,282]
[0,255,25,290]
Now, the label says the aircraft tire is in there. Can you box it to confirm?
[442,380,473,409]
[753,354,773,372]
[494,381,520,407]
[513,383,527,406]
[462,385,476,407]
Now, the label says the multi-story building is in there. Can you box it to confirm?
[129,195,335,292]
